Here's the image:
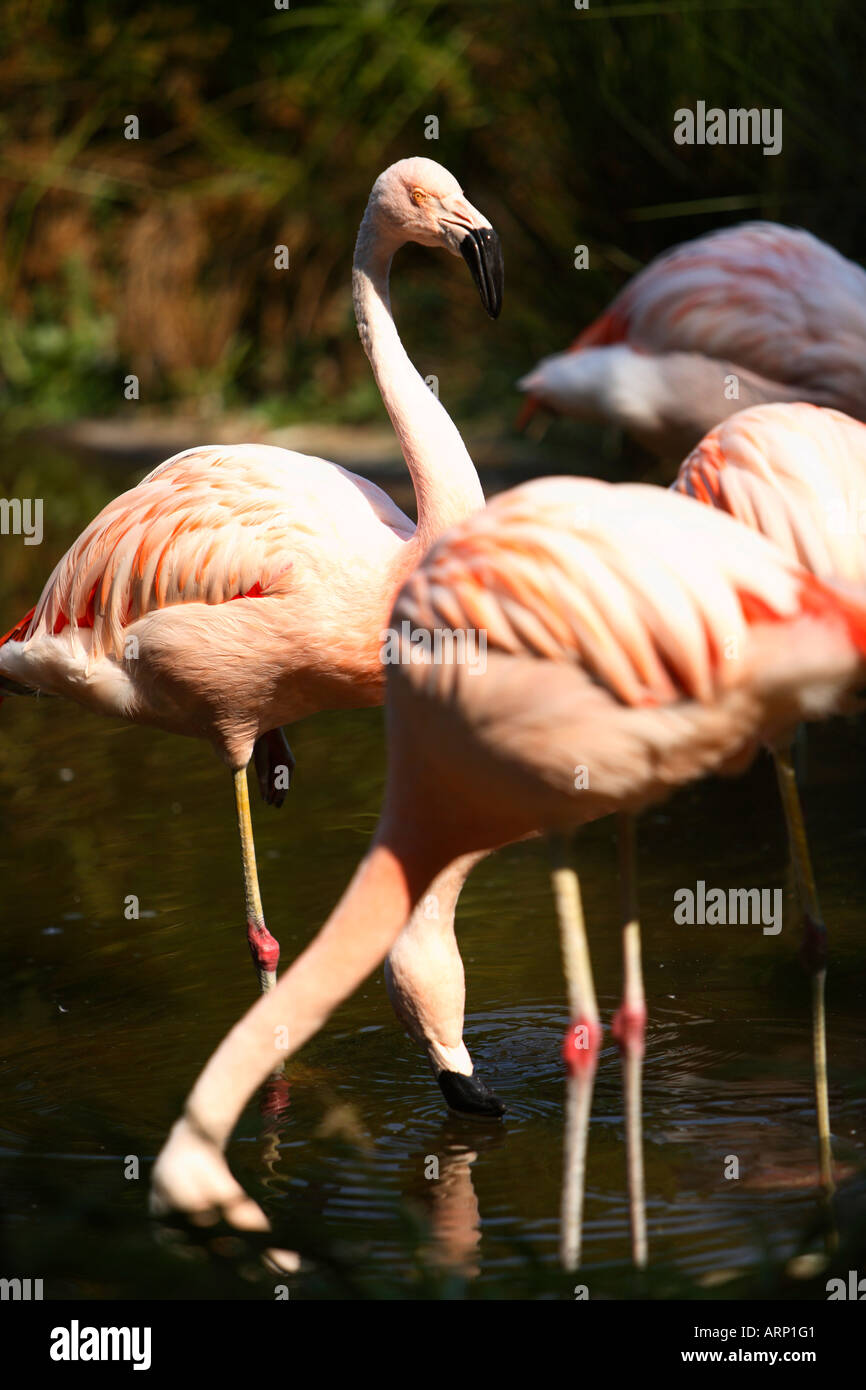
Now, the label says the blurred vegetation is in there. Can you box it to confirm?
[1,0,865,432]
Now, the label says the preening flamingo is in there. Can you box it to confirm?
[151,478,866,1266]
[0,157,507,1116]
[674,400,866,1193]
[517,223,866,457]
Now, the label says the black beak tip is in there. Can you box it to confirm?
[438,1069,507,1118]
[460,227,504,320]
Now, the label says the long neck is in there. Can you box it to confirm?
[353,215,485,553]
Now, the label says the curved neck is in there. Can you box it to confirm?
[353,214,485,553]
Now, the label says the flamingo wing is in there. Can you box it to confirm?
[573,224,866,401]
[674,402,866,585]
[520,225,866,430]
[11,445,413,664]
[397,477,860,709]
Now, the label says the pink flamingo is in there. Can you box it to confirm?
[0,158,507,1116]
[674,400,866,1193]
[150,478,866,1266]
[517,223,866,457]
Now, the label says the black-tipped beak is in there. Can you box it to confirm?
[460,226,504,319]
[438,1069,506,1118]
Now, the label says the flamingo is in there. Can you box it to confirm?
[517,222,866,457]
[150,477,866,1267]
[674,400,866,1195]
[0,157,508,1116]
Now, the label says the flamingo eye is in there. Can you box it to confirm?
[410,188,428,206]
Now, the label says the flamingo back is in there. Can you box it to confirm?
[519,224,866,432]
[572,224,866,400]
[674,403,866,585]
[395,478,861,710]
[3,445,413,667]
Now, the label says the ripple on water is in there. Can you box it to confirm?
[233,992,864,1284]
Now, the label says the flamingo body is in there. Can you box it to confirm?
[151,478,866,1251]
[518,224,866,455]
[674,401,866,1187]
[674,402,866,585]
[389,479,866,857]
[0,444,415,768]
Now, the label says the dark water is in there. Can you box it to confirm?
[1,443,865,1300]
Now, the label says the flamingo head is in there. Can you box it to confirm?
[368,157,504,318]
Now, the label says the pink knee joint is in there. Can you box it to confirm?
[611,1002,647,1057]
[248,921,280,973]
[562,1016,603,1075]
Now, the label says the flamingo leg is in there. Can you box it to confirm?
[611,813,648,1268]
[551,834,602,1270]
[772,743,834,1197]
[233,767,280,993]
